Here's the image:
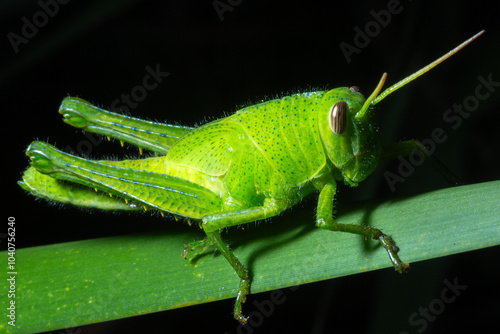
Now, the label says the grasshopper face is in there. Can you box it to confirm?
[318,87,382,186]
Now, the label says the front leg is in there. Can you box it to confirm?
[316,181,410,274]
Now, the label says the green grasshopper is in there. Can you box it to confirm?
[19,31,483,324]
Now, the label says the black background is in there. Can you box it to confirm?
[2,1,499,333]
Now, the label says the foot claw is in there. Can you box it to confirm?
[182,238,210,260]
[378,233,410,274]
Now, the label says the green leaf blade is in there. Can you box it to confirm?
[2,181,499,334]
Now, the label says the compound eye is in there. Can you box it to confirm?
[329,101,348,135]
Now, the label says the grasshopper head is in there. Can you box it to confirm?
[318,86,382,186]
[317,31,484,186]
